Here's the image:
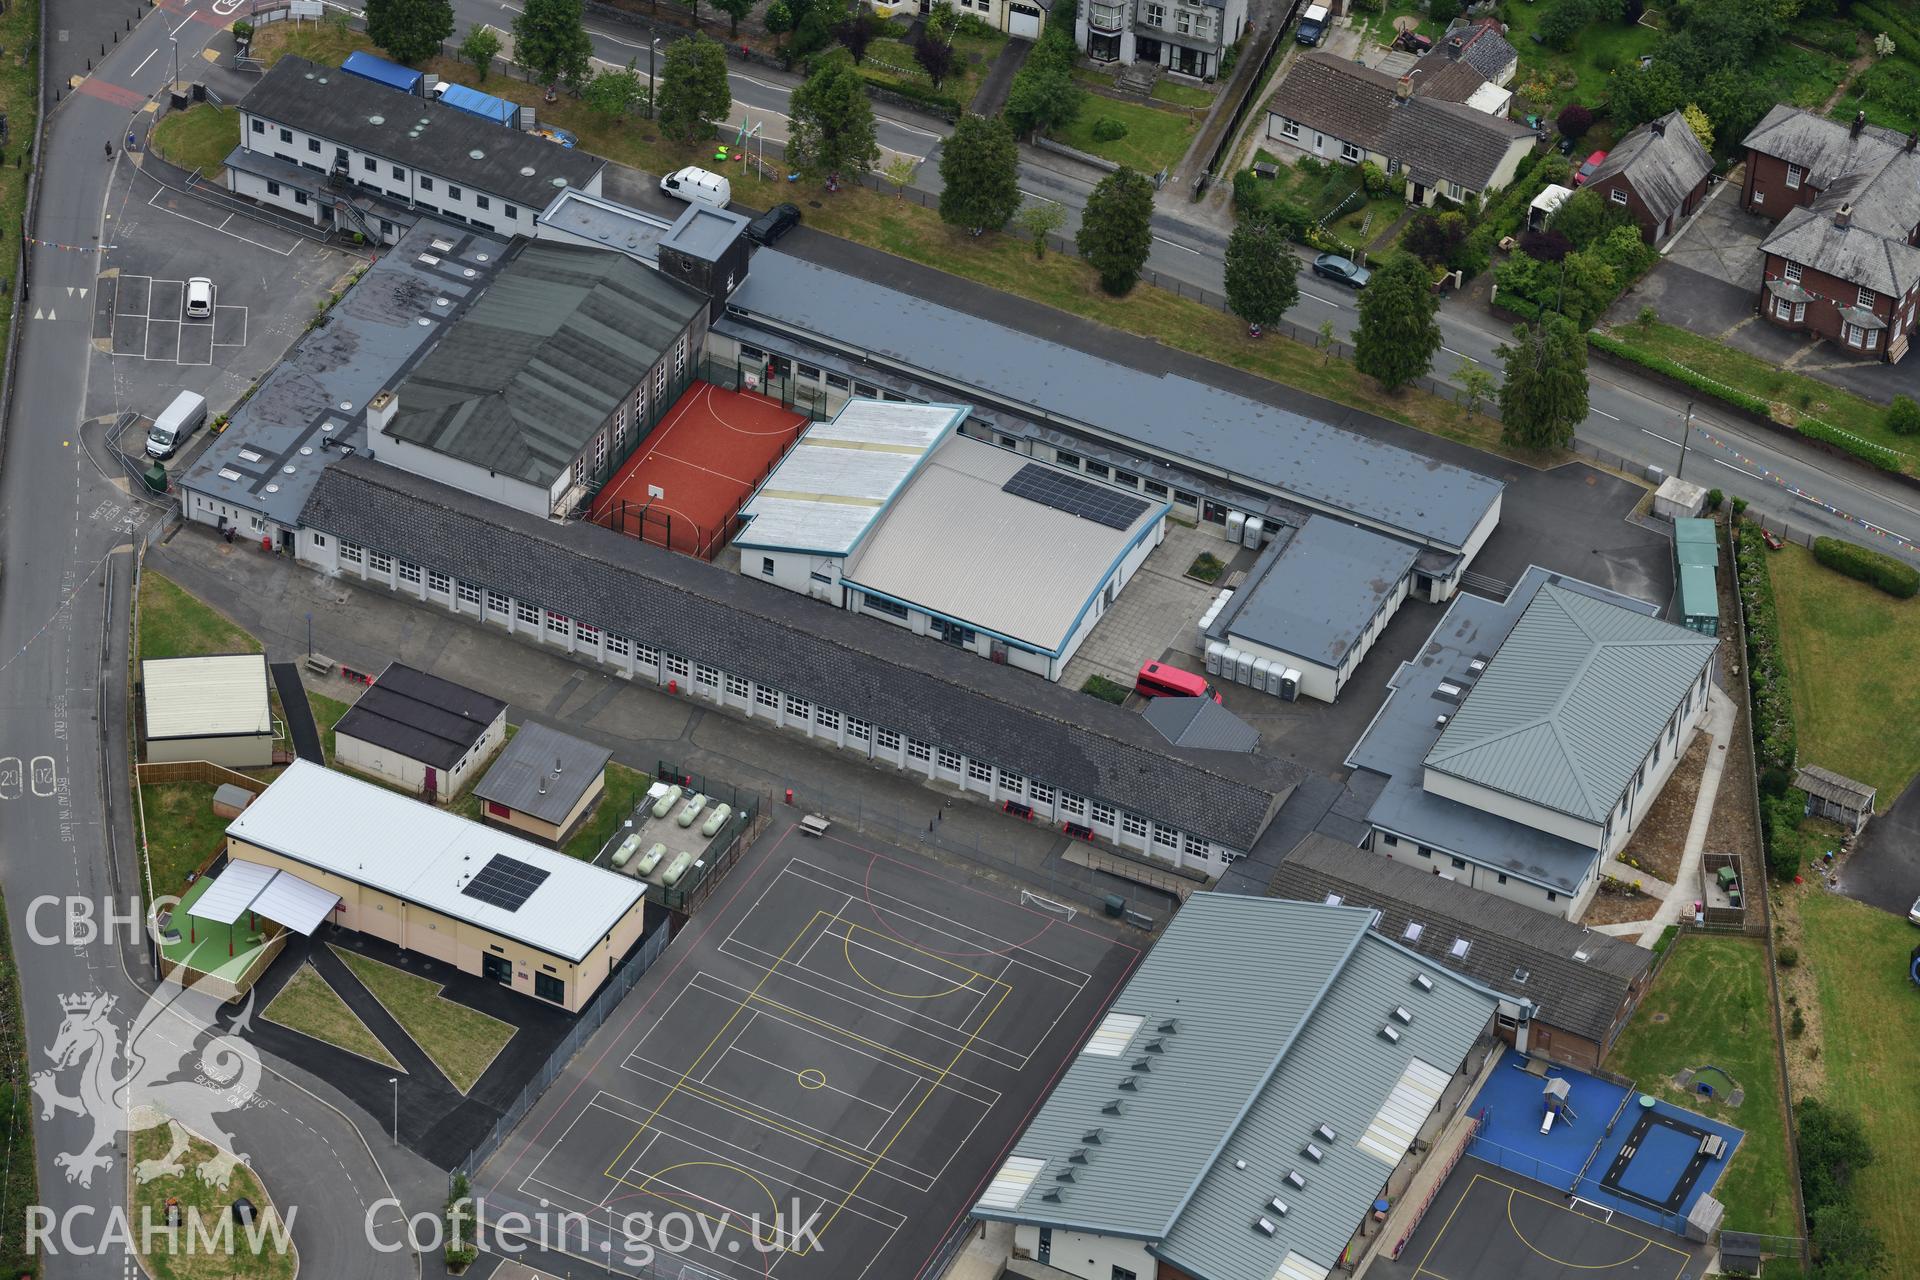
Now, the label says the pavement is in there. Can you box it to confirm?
[1637,685,1738,945]
[1836,773,1920,917]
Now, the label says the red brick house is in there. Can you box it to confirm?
[1741,106,1920,363]
[1583,110,1713,245]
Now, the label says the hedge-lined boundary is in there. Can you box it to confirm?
[1588,332,1907,475]
[1735,522,1797,779]
[1812,535,1920,598]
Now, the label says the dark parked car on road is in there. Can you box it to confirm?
[1312,253,1371,288]
[747,203,802,246]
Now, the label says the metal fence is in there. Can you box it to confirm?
[1462,1136,1690,1238]
[645,762,765,913]
[450,915,674,1184]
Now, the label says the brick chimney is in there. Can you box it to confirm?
[367,389,399,438]
[1835,202,1854,230]
[1851,110,1866,137]
[1908,130,1918,152]
[1445,33,1464,61]
[1651,118,1665,138]
[1396,73,1414,101]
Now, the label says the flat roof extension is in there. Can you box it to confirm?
[1212,516,1419,669]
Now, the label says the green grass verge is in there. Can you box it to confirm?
[861,31,1003,106]
[332,946,515,1094]
[1605,934,1797,1235]
[1797,891,1920,1270]
[131,1120,295,1280]
[262,963,403,1069]
[306,689,351,765]
[564,760,653,861]
[248,18,375,68]
[1768,542,1920,804]
[0,893,38,1280]
[1151,78,1215,109]
[0,0,37,413]
[1052,96,1199,174]
[1082,674,1129,704]
[152,104,240,179]
[140,782,231,898]
[138,571,263,662]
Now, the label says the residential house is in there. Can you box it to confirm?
[1583,109,1714,244]
[1265,52,1536,206]
[879,0,1046,38]
[1742,106,1920,362]
[1078,0,1249,80]
[1271,834,1656,1072]
[1440,17,1518,87]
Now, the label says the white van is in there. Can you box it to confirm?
[659,166,731,209]
[146,390,209,459]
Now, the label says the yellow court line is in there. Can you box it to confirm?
[836,919,1013,996]
[744,990,947,1075]
[673,1081,881,1170]
[842,931,976,1000]
[1502,1178,1689,1266]
[610,1160,783,1247]
[1412,1173,1476,1278]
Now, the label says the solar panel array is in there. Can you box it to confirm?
[1002,463,1151,531]
[460,853,551,912]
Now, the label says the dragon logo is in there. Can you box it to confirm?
[31,972,262,1189]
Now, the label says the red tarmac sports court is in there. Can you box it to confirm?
[589,382,807,559]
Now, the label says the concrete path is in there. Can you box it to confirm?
[1638,684,1738,946]
[1598,857,1675,898]
[1587,920,1654,938]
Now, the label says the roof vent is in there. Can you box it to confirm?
[1143,1037,1167,1054]
[1054,1168,1075,1183]
[554,756,564,776]
[1435,714,1450,729]
[521,165,537,177]
[1468,657,1488,675]
[1269,1197,1289,1216]
[369,114,385,125]
[1303,1143,1325,1163]
[299,446,314,456]
[1393,1006,1414,1025]
[1041,1188,1066,1204]
[1412,972,1434,991]
[1254,1217,1277,1236]
[1083,1128,1105,1145]
[469,148,485,160]
[417,317,433,326]
[1573,948,1592,963]
[1068,1148,1091,1165]
[1513,967,1530,984]
[1130,1058,1152,1073]
[1233,1158,1247,1171]
[1117,1076,1141,1092]
[537,777,547,796]
[1157,1018,1180,1034]
[264,483,280,494]
[1285,1169,1306,1189]
[1381,1024,1402,1044]
[1101,1100,1125,1116]
[281,465,296,475]
[1317,1123,1337,1143]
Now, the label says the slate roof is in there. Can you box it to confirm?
[473,721,611,825]
[1210,516,1418,670]
[1586,111,1713,226]
[1742,104,1910,194]
[1142,697,1261,752]
[976,895,1495,1280]
[334,662,507,770]
[1424,583,1718,824]
[239,57,603,208]
[1745,105,1920,295]
[1761,195,1920,298]
[1442,18,1517,82]
[1793,764,1875,809]
[1270,834,1653,1046]
[1265,52,1532,193]
[300,458,1300,849]
[386,241,704,488]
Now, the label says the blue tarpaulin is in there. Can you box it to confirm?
[438,83,517,127]
[340,51,423,95]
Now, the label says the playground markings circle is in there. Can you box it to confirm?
[1505,1190,1652,1270]
[797,1068,827,1090]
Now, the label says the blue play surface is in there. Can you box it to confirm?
[1467,1049,1743,1231]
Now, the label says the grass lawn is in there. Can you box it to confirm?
[333,946,515,1094]
[138,571,262,662]
[247,17,375,68]
[141,782,231,898]
[152,104,239,179]
[131,1119,295,1280]
[1828,54,1920,136]
[1767,542,1920,803]
[564,760,653,861]
[262,964,402,1069]
[862,29,1004,106]
[1597,318,1918,474]
[1501,7,1662,116]
[306,689,352,764]
[0,0,36,413]
[1796,890,1920,1269]
[1605,934,1797,1235]
[1053,96,1199,175]
[1151,78,1216,109]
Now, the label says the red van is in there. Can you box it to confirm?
[1136,661,1223,703]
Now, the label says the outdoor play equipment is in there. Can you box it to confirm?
[1540,1077,1578,1133]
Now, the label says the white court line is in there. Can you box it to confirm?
[144,188,299,256]
[785,930,990,1037]
[814,917,994,999]
[699,1008,764,1089]
[1591,406,1621,421]
[600,1129,664,1209]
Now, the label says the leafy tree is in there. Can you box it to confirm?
[939,115,1021,234]
[1498,315,1587,449]
[881,153,917,197]
[1549,187,1633,250]
[915,29,956,85]
[1013,199,1067,258]
[1353,252,1440,391]
[1680,102,1714,152]
[1798,1098,1875,1217]
[714,0,756,37]
[1317,316,1337,362]
[1457,364,1497,416]
[1886,394,1920,436]
[1556,103,1594,140]
[1607,58,1686,129]
[512,0,594,87]
[1539,0,1594,50]
[1076,167,1154,295]
[1810,1205,1886,1279]
[1224,221,1301,329]
[457,24,502,81]
[788,49,881,182]
[1402,209,1467,264]
[657,35,732,146]
[765,0,795,33]
[366,0,454,65]
[584,61,645,120]
[1873,31,1896,58]
[836,8,883,63]
[1005,34,1083,136]
[1518,227,1573,263]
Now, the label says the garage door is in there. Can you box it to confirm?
[1009,2,1042,38]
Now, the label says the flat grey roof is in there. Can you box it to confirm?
[473,720,611,824]
[727,251,1503,550]
[842,437,1167,654]
[661,203,750,261]
[179,219,511,526]
[1212,516,1420,669]
[536,187,675,262]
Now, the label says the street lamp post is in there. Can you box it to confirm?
[169,35,178,90]
[1677,400,1693,480]
[388,1076,398,1144]
[647,39,660,119]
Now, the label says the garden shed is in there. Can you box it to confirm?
[1794,764,1875,833]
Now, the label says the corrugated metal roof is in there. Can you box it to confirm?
[334,662,507,769]
[1678,564,1718,620]
[1794,764,1874,807]
[728,253,1503,551]
[141,655,272,741]
[978,896,1494,1280]
[841,438,1166,652]
[737,400,964,555]
[226,761,643,962]
[1423,583,1717,823]
[1212,516,1419,669]
[472,721,611,825]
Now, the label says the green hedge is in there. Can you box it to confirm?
[858,75,963,119]
[1812,535,1920,598]
[1082,674,1129,704]
[1734,523,1798,787]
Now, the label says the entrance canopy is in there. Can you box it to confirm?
[190,859,340,935]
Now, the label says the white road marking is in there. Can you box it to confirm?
[170,13,196,35]
[132,48,157,76]
[1441,346,1478,363]
[1714,458,1763,481]
[1299,289,1344,307]
[1153,236,1201,255]
[1590,406,1621,421]
[1641,428,1679,447]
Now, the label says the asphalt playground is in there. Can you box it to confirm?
[481,817,1140,1279]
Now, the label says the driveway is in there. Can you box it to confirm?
[1836,775,1920,918]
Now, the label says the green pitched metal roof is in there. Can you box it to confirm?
[975,895,1496,1280]
[1675,519,1717,569]
[1423,582,1718,823]
[1678,564,1719,620]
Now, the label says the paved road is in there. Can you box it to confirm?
[0,4,432,1275]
